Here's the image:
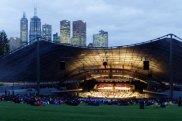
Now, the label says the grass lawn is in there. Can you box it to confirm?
[0,101,181,121]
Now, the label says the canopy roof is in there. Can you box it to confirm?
[0,34,182,84]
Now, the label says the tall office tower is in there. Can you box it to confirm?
[20,12,28,44]
[29,7,41,42]
[42,24,52,41]
[60,20,70,44]
[93,30,108,47]
[53,33,60,43]
[72,20,86,47]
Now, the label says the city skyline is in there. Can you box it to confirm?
[1,0,182,46]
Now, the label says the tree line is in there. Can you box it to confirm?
[0,30,9,56]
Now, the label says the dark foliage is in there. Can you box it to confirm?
[0,30,9,56]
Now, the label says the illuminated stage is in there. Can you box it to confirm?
[79,73,148,99]
[79,83,145,99]
[79,91,144,99]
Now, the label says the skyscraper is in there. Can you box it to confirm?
[42,24,52,41]
[53,33,60,43]
[93,30,108,47]
[60,20,70,44]
[29,8,41,43]
[72,20,86,47]
[20,12,28,44]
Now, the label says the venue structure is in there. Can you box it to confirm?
[0,34,182,98]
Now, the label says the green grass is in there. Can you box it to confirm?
[0,102,181,121]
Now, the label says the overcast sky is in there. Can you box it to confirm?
[1,0,182,46]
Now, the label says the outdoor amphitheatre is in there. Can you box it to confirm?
[0,34,182,121]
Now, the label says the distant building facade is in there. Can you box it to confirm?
[60,20,70,44]
[72,20,86,47]
[53,33,60,43]
[9,37,21,51]
[88,43,93,48]
[93,30,108,47]
[42,24,52,41]
[29,8,41,42]
[20,12,28,44]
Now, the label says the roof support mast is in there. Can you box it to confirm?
[169,34,173,99]
[34,0,40,96]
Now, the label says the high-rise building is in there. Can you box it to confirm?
[20,12,28,44]
[60,20,70,44]
[29,8,41,42]
[9,37,21,51]
[72,20,86,47]
[42,24,52,41]
[93,30,108,47]
[53,33,60,43]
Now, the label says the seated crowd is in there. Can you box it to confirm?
[0,94,182,107]
[0,95,80,106]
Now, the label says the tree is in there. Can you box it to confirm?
[0,30,9,56]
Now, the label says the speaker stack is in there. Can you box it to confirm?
[143,61,149,70]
